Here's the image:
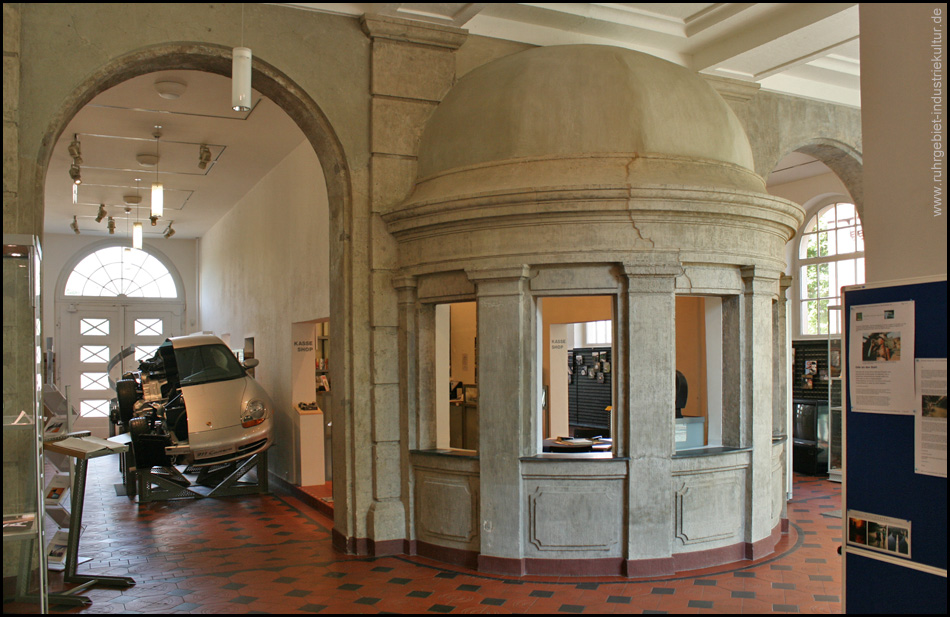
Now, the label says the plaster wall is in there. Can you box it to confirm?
[860,3,948,282]
[199,140,329,485]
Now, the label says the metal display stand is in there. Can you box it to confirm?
[119,435,269,503]
[43,436,135,605]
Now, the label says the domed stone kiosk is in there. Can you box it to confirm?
[384,45,803,576]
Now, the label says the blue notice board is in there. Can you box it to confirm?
[842,278,947,614]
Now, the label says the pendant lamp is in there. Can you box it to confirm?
[132,221,143,250]
[151,127,163,218]
[232,47,252,112]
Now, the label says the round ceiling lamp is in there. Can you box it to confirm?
[154,79,187,100]
[136,153,159,168]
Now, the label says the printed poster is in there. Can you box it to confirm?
[848,301,916,414]
[915,358,947,478]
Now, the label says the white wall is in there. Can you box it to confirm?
[198,140,330,483]
[860,4,948,282]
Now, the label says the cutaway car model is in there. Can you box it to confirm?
[112,334,274,474]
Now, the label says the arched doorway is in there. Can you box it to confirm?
[37,43,352,492]
[766,141,864,486]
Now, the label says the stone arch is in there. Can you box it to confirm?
[34,42,351,232]
[29,41,354,532]
[768,137,864,220]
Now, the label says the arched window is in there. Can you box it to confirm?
[798,202,864,335]
[64,246,178,298]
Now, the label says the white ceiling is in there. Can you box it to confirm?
[46,3,857,240]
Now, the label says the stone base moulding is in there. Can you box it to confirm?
[331,520,787,577]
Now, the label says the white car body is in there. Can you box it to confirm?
[117,334,274,468]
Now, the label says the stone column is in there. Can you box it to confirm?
[773,275,792,438]
[740,266,781,553]
[623,254,682,576]
[774,274,793,520]
[468,266,534,574]
[360,14,466,553]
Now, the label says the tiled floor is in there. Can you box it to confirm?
[11,458,842,614]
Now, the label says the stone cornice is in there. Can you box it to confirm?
[361,13,468,50]
[701,74,761,104]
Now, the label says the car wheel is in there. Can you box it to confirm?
[116,379,137,425]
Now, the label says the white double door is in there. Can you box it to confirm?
[60,301,183,437]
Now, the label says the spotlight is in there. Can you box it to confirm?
[198,144,212,170]
[68,135,83,164]
[69,163,82,185]
[150,215,159,226]
[70,215,80,235]
[95,203,107,223]
[107,216,116,235]
[163,221,176,239]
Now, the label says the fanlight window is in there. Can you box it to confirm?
[798,202,864,335]
[65,247,178,298]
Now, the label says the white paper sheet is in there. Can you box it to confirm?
[848,301,916,414]
[915,358,947,477]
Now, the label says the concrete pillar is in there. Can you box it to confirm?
[468,266,534,573]
[740,266,780,552]
[360,14,466,553]
[773,275,792,438]
[623,254,682,575]
[775,274,793,519]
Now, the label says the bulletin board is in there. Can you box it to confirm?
[842,277,947,614]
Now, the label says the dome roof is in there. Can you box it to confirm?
[417,45,755,180]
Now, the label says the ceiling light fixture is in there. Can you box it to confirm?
[151,127,164,218]
[198,144,212,170]
[232,4,252,112]
[132,221,143,250]
[136,153,159,168]
[150,214,159,226]
[163,221,176,239]
[154,78,187,100]
[70,215,80,235]
[68,133,83,185]
[68,135,83,164]
[107,216,116,235]
[95,203,107,223]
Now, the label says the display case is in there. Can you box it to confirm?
[314,321,331,481]
[3,235,48,611]
[792,398,830,475]
[827,305,843,482]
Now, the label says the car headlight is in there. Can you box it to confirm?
[242,399,267,428]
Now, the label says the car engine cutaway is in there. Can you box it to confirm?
[113,343,187,470]
[111,335,274,475]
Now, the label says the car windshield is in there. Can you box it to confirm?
[175,344,246,386]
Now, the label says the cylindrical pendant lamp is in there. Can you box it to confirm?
[132,221,143,249]
[151,182,164,218]
[232,47,252,112]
